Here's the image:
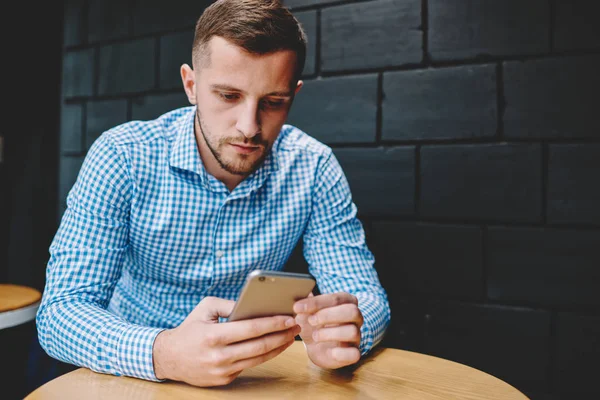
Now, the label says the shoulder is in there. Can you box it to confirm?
[100,106,194,148]
[276,124,333,160]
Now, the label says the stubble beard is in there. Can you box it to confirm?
[196,109,269,177]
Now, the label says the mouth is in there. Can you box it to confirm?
[229,143,262,155]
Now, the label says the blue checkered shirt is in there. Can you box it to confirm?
[36,106,390,381]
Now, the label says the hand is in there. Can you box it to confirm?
[293,292,363,369]
[153,296,300,387]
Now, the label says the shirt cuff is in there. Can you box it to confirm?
[115,325,166,382]
[356,293,389,356]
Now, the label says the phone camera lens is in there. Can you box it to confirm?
[258,276,266,282]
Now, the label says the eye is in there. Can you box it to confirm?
[219,92,240,102]
[261,98,286,110]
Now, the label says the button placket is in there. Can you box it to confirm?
[212,198,228,263]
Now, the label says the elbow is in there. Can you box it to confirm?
[35,302,57,359]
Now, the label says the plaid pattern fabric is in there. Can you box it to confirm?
[36,106,390,381]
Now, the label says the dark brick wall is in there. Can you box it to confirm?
[57,1,599,398]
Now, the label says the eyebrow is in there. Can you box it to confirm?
[210,84,293,98]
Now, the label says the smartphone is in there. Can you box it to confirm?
[227,270,316,322]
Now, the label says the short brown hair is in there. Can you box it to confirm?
[192,0,307,80]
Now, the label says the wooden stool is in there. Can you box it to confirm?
[1,283,42,400]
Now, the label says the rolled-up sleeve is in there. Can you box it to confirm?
[303,150,391,355]
[36,134,164,381]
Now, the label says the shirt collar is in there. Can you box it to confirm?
[168,106,280,194]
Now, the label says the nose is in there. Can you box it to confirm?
[235,100,261,139]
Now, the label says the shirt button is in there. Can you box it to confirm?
[215,250,224,258]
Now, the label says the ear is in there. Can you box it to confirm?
[294,80,303,95]
[180,63,197,105]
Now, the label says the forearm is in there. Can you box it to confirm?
[37,297,165,381]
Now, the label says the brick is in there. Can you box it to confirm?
[98,39,155,96]
[131,93,190,121]
[429,0,549,61]
[504,56,600,139]
[58,203,68,221]
[522,391,560,400]
[333,147,415,216]
[58,156,85,212]
[62,49,94,98]
[554,0,600,52]
[284,0,341,8]
[132,0,212,36]
[88,0,130,43]
[63,0,85,47]
[548,144,600,225]
[294,11,317,76]
[382,64,496,141]
[420,144,542,222]
[487,227,600,307]
[424,301,551,391]
[321,0,421,72]
[555,313,600,396]
[381,296,427,351]
[371,222,483,299]
[60,104,84,154]
[287,75,377,144]
[159,31,193,90]
[0,164,6,279]
[86,100,128,150]
[361,218,375,253]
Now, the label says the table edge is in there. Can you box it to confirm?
[26,344,530,400]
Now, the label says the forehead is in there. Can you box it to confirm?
[198,36,298,92]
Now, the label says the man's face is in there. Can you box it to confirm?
[185,36,302,177]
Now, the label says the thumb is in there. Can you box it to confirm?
[191,296,235,322]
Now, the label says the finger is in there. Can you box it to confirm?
[312,324,361,345]
[218,315,297,345]
[307,303,363,327]
[293,313,316,344]
[330,346,361,365]
[193,296,236,321]
[294,292,357,314]
[226,325,301,362]
[226,339,296,375]
[294,312,311,326]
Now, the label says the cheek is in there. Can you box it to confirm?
[199,102,238,129]
[261,111,288,136]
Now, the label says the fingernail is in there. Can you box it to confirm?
[294,303,306,313]
[285,318,296,327]
[308,315,317,325]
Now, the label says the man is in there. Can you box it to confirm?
[37,0,390,387]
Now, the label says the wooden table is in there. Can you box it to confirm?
[0,283,42,330]
[26,341,529,399]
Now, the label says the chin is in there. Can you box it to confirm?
[220,157,257,176]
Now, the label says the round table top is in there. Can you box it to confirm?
[0,283,42,313]
[26,341,529,400]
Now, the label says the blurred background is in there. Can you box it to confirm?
[1,1,598,399]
